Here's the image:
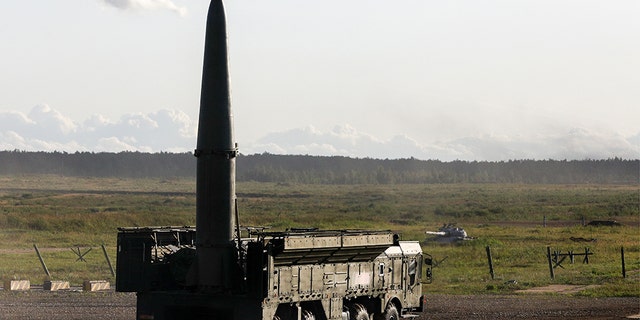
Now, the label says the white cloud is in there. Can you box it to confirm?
[0,105,195,153]
[77,109,196,151]
[0,111,35,126]
[244,124,640,161]
[28,104,77,135]
[29,139,86,153]
[101,0,187,16]
[83,114,115,132]
[0,106,638,161]
[96,136,148,152]
[0,131,28,151]
[291,143,339,155]
[0,130,85,152]
[548,128,639,160]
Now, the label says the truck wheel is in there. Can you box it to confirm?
[380,304,399,320]
[350,303,370,320]
[302,309,316,320]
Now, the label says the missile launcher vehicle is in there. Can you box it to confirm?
[116,1,433,319]
[117,227,430,319]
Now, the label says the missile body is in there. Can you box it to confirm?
[194,0,237,291]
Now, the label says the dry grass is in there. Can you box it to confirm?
[0,175,638,295]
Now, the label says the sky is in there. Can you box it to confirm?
[0,0,638,161]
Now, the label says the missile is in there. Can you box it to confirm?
[193,0,238,291]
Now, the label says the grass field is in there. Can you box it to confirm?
[0,175,638,296]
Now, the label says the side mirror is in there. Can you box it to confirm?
[423,254,434,284]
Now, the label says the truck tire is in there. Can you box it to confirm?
[302,309,316,320]
[350,303,370,320]
[376,304,398,320]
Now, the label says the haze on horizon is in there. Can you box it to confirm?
[0,0,638,161]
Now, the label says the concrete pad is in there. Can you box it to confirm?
[43,280,70,291]
[82,280,110,292]
[3,280,30,291]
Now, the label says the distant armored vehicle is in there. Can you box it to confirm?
[426,224,475,243]
[115,1,432,319]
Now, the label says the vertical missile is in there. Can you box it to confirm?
[194,0,237,290]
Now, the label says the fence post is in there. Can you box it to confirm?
[33,244,51,280]
[101,244,115,277]
[621,247,626,279]
[584,248,590,264]
[569,250,574,264]
[546,246,555,280]
[486,246,495,280]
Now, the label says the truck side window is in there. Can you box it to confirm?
[379,263,385,277]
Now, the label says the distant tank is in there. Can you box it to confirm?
[425,224,475,243]
[115,1,433,319]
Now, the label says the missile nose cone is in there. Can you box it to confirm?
[198,0,232,150]
[206,0,227,37]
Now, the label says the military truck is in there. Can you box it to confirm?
[115,1,432,319]
[117,227,431,319]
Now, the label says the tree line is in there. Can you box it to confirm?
[0,151,637,184]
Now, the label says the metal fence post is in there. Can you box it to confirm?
[102,244,115,277]
[486,246,495,280]
[546,246,555,280]
[33,244,51,279]
[621,247,626,279]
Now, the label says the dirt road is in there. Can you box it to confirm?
[424,294,639,319]
[0,290,638,319]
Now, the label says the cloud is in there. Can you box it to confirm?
[0,104,77,146]
[244,124,640,161]
[0,131,29,151]
[0,130,86,152]
[0,106,638,161]
[549,128,639,160]
[247,124,465,160]
[101,0,187,16]
[0,105,195,153]
[95,137,150,153]
[28,104,77,135]
[78,109,196,151]
[0,111,35,132]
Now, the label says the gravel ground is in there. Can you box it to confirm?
[0,290,638,319]
[423,294,640,319]
[0,290,135,319]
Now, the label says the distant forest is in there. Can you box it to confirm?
[0,151,637,184]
